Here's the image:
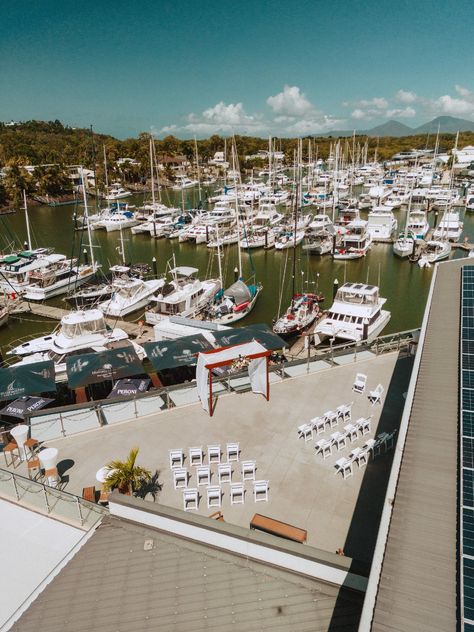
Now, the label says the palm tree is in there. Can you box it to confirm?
[103,447,151,496]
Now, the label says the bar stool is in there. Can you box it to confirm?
[3,442,19,467]
[45,467,61,488]
[27,457,42,480]
[24,438,40,459]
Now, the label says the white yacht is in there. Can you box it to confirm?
[172,175,198,190]
[105,182,132,200]
[406,209,430,240]
[93,207,140,232]
[240,227,275,249]
[8,309,144,382]
[333,219,372,260]
[302,230,334,255]
[433,210,463,241]
[273,293,322,337]
[393,234,416,258]
[22,255,100,301]
[315,283,390,344]
[367,208,398,241]
[0,249,53,295]
[145,267,221,325]
[207,230,240,248]
[98,266,165,317]
[274,228,306,250]
[307,214,333,234]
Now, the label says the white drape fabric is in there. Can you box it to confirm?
[196,342,268,413]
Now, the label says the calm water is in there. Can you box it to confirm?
[0,186,470,351]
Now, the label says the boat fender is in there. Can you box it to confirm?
[233,301,249,312]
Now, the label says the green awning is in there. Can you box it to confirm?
[211,324,286,351]
[0,361,56,401]
[66,345,144,389]
[144,335,214,371]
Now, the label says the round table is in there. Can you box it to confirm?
[96,467,117,484]
[10,425,29,461]
[38,447,59,471]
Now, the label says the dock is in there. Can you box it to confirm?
[10,301,156,342]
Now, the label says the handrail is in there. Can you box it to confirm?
[0,466,107,529]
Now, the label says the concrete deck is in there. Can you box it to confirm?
[9,351,413,562]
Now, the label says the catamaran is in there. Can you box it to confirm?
[315,282,390,344]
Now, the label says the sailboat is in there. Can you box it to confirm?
[393,189,416,259]
[273,142,322,337]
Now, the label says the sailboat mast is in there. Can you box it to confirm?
[23,190,32,251]
[81,167,96,270]
[292,147,299,299]
[103,145,109,191]
[232,142,243,278]
[149,136,155,206]
[194,136,202,205]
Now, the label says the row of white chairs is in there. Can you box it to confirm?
[315,417,372,458]
[353,374,385,406]
[169,443,239,469]
[183,479,269,511]
[334,430,398,479]
[297,403,353,443]
[173,461,257,489]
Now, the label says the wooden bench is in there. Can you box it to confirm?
[82,486,96,503]
[250,513,307,543]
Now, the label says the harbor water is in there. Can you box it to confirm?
[0,186,470,351]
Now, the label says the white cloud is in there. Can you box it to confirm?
[434,94,473,116]
[284,115,345,134]
[386,106,416,118]
[357,97,388,109]
[455,85,472,98]
[351,108,369,120]
[395,89,417,103]
[266,85,314,116]
[159,101,267,135]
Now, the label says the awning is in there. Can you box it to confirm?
[107,378,150,399]
[0,361,56,401]
[210,324,286,351]
[66,346,143,389]
[144,334,214,372]
[0,396,54,418]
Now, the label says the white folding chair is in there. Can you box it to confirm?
[313,416,327,436]
[336,402,352,424]
[330,431,347,451]
[343,423,358,443]
[226,442,240,462]
[353,373,367,394]
[334,457,353,480]
[207,444,221,465]
[206,485,221,509]
[173,467,187,489]
[242,460,256,481]
[368,384,384,405]
[196,465,210,486]
[315,438,333,459]
[358,417,372,436]
[230,482,245,505]
[189,446,203,467]
[324,410,338,428]
[169,449,183,469]
[363,438,377,458]
[350,447,368,467]
[183,487,198,511]
[253,480,269,502]
[297,423,314,442]
[218,463,232,484]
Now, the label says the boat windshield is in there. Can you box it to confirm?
[61,317,106,337]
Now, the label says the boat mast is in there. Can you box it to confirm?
[23,190,32,251]
[291,145,299,299]
[80,167,96,270]
[194,136,202,206]
[103,145,109,192]
[232,141,243,279]
[149,135,156,206]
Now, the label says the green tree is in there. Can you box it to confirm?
[102,447,152,496]
[35,165,71,196]
[3,158,32,206]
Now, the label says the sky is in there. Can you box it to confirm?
[1,0,474,139]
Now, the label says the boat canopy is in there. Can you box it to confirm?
[60,309,107,338]
[224,280,252,306]
[171,266,199,278]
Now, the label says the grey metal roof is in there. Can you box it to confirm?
[371,259,464,631]
[12,514,364,632]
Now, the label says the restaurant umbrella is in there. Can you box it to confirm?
[0,396,55,419]
[107,378,151,399]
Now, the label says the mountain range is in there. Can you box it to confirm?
[321,116,474,138]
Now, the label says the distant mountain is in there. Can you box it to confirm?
[319,115,474,138]
[413,115,474,134]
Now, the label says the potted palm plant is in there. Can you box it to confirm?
[102,447,151,496]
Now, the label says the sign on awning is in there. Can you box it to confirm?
[0,396,54,418]
[144,334,214,371]
[107,378,150,399]
[0,361,56,401]
[211,324,286,351]
[66,346,143,389]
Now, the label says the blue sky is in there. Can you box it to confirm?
[1,0,474,138]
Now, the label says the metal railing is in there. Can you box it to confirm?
[0,466,107,530]
[23,328,420,441]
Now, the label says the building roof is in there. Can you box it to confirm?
[12,514,364,632]
[370,259,464,631]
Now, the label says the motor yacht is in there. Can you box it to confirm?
[172,175,198,190]
[105,182,132,201]
[315,282,390,344]
[406,209,430,239]
[433,210,463,241]
[333,219,372,260]
[98,266,165,317]
[22,255,100,301]
[367,208,398,241]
